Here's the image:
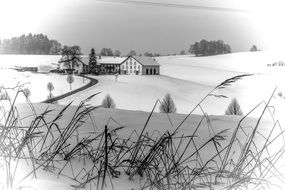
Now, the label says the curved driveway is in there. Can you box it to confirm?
[42,75,98,103]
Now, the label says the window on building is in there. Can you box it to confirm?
[130,66,132,69]
[122,65,124,70]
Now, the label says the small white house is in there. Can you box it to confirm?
[58,57,89,74]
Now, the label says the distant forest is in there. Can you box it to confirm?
[0,34,62,55]
[189,40,231,56]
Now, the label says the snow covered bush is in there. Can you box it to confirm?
[159,93,177,113]
[225,97,243,115]
[23,87,31,98]
[0,88,10,100]
[102,94,116,108]
[66,75,74,91]
[47,82,54,97]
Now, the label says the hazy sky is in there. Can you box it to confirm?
[0,0,284,54]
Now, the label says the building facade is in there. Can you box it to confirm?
[58,57,89,74]
[58,55,160,75]
[120,56,143,75]
[98,56,160,75]
[97,57,125,74]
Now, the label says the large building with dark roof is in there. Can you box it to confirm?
[98,56,160,75]
[58,55,160,75]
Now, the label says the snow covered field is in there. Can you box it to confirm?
[0,55,90,102]
[1,52,285,190]
[0,100,281,190]
[156,51,285,121]
[0,68,89,102]
[58,74,213,114]
[5,102,281,190]
[59,51,285,119]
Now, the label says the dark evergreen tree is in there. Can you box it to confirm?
[89,48,97,74]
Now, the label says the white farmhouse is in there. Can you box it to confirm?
[97,55,160,75]
[120,56,159,75]
[58,57,89,74]
[58,55,160,75]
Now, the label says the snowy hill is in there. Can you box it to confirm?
[58,52,285,117]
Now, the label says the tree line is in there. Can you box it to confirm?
[0,33,62,54]
[189,40,231,56]
[100,48,161,57]
[0,34,177,57]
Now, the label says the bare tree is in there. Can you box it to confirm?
[67,75,74,91]
[159,93,177,113]
[225,98,243,115]
[102,94,116,108]
[47,93,54,100]
[128,50,137,56]
[250,45,258,52]
[59,45,82,74]
[100,48,113,56]
[47,82,54,97]
[115,50,121,57]
[180,50,186,55]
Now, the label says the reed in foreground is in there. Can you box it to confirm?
[0,74,284,190]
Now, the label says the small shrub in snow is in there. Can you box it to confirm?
[102,94,116,108]
[66,75,74,91]
[0,91,10,100]
[47,82,54,97]
[225,98,243,116]
[159,93,177,113]
[22,87,31,98]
